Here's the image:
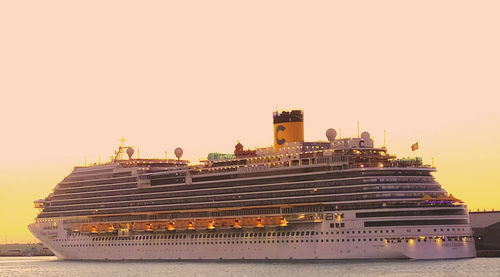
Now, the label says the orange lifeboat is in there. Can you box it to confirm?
[447,194,463,203]
[256,218,264,228]
[279,217,288,227]
[187,221,195,230]
[168,222,175,231]
[208,220,216,230]
[421,194,434,201]
[233,220,242,229]
[145,223,153,232]
[437,195,447,201]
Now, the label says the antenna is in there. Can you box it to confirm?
[84,156,87,167]
[165,151,168,159]
[120,137,126,147]
[99,156,101,164]
[357,121,360,137]
[114,137,132,161]
[137,146,141,159]
[383,130,386,148]
[339,128,342,139]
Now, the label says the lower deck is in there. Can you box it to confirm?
[30,215,476,260]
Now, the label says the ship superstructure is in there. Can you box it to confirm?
[29,110,476,260]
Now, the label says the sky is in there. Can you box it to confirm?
[1,1,499,243]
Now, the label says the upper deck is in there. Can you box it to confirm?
[33,110,453,223]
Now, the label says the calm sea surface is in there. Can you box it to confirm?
[0,256,499,277]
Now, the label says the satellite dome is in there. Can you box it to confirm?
[361,131,370,140]
[326,128,337,142]
[174,147,183,160]
[126,147,134,159]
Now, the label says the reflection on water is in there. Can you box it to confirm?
[0,256,499,277]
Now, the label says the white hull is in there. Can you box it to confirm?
[29,210,476,261]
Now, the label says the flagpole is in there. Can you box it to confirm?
[383,130,386,149]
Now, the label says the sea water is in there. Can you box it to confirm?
[0,256,499,277]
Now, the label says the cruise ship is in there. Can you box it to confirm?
[29,110,476,260]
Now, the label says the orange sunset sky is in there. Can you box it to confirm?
[1,1,499,243]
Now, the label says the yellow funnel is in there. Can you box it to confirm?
[273,110,304,149]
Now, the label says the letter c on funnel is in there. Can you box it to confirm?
[276,125,286,145]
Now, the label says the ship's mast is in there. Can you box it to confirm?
[114,137,134,162]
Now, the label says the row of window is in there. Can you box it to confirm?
[53,202,458,225]
[57,205,315,224]
[60,237,387,248]
[50,181,439,209]
[56,229,397,242]
[323,202,458,213]
[51,171,434,204]
[386,236,469,244]
[189,166,332,183]
[356,208,467,218]
[59,171,135,189]
[191,168,431,183]
[59,235,471,249]
[47,184,440,213]
[42,191,432,217]
[62,168,114,180]
[55,225,470,244]
[364,219,469,227]
[56,178,137,193]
